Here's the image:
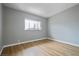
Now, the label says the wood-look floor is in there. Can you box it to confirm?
[1,39,79,56]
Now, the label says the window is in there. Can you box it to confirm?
[24,19,41,30]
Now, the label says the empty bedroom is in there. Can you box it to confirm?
[0,3,79,56]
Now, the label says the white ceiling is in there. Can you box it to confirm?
[3,3,78,18]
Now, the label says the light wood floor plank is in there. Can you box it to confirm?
[1,39,79,56]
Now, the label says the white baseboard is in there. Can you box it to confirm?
[50,38,79,47]
[0,37,47,55]
[3,37,47,48]
[1,37,79,55]
[0,47,4,55]
[5,37,78,48]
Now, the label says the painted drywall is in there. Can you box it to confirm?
[0,4,2,51]
[48,4,79,45]
[2,6,48,45]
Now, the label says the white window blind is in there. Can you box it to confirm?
[24,19,41,30]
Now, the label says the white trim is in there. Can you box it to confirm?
[0,47,4,55]
[0,37,47,55]
[50,38,79,47]
[1,37,79,55]
[3,37,47,48]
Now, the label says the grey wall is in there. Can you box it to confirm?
[48,4,79,45]
[3,4,79,46]
[0,4,2,51]
[2,6,48,45]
